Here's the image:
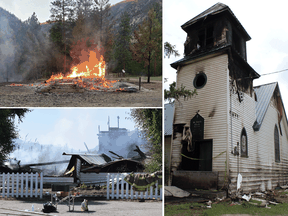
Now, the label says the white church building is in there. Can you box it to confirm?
[167,3,288,195]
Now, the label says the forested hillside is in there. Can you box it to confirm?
[0,0,162,83]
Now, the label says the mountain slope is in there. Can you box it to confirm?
[0,7,25,82]
[110,0,162,31]
[0,0,162,82]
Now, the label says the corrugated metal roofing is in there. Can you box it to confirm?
[253,82,278,130]
[165,103,174,136]
[63,153,107,166]
[78,155,107,165]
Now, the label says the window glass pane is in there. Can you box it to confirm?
[274,125,280,162]
[240,128,247,157]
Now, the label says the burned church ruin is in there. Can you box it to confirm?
[168,3,288,195]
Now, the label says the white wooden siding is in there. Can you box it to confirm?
[228,89,258,193]
[228,91,288,193]
[170,51,288,193]
[171,53,229,186]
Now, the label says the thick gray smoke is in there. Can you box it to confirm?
[0,15,22,82]
[0,7,54,82]
[10,138,77,176]
[96,127,147,159]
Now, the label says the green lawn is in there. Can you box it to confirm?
[125,76,162,81]
[165,201,288,216]
[109,74,162,81]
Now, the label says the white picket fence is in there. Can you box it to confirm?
[0,173,43,198]
[106,173,162,200]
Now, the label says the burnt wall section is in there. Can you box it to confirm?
[184,17,229,57]
[183,15,248,61]
[171,54,229,189]
[228,55,253,95]
[173,171,218,190]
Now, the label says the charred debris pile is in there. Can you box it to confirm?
[0,145,147,177]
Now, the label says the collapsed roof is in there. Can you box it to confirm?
[63,148,145,176]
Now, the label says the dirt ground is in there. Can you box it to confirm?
[0,79,162,107]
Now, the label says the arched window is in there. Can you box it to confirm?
[274,125,280,162]
[240,128,248,157]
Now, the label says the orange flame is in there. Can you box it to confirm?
[9,83,23,86]
[45,38,117,90]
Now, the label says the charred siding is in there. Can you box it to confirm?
[228,91,288,193]
[172,54,229,188]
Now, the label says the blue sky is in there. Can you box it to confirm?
[0,0,124,23]
[15,108,137,151]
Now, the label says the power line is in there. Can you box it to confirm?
[232,68,288,81]
[261,68,288,76]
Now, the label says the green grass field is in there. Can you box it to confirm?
[124,76,162,81]
[165,201,288,216]
[109,74,162,81]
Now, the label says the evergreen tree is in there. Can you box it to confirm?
[76,0,94,18]
[72,13,90,40]
[164,81,197,103]
[94,0,110,34]
[151,2,162,76]
[93,0,113,62]
[102,22,114,64]
[50,0,76,22]
[131,8,161,83]
[130,109,162,173]
[50,0,76,74]
[164,43,196,103]
[114,12,132,72]
[164,42,180,58]
[15,12,53,80]
[0,109,30,165]
[25,12,41,34]
[72,0,95,40]
[23,12,43,80]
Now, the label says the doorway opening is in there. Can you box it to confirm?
[181,139,213,171]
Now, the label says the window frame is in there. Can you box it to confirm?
[274,125,280,162]
[240,127,248,157]
[197,25,214,48]
[193,72,207,89]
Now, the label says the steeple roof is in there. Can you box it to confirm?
[181,2,251,41]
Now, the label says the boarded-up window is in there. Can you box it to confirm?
[240,128,247,157]
[274,125,280,162]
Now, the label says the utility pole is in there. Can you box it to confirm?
[84,142,91,153]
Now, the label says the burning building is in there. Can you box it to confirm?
[61,116,147,185]
[97,116,147,159]
[8,38,130,92]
